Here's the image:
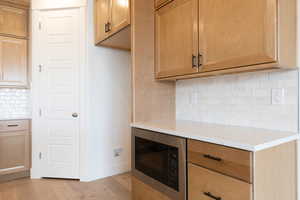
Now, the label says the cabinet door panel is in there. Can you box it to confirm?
[94,0,111,43]
[0,131,30,175]
[0,5,27,38]
[155,0,198,78]
[110,0,130,32]
[0,36,27,86]
[199,0,277,72]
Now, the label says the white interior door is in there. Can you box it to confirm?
[38,9,80,179]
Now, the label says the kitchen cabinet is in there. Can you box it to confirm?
[188,140,252,183]
[155,0,173,9]
[94,0,131,50]
[155,0,296,80]
[188,140,296,200]
[94,0,110,44]
[0,36,27,87]
[189,164,252,200]
[0,4,28,38]
[0,120,30,177]
[155,0,198,78]
[1,0,30,7]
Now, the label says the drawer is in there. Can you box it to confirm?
[155,0,173,9]
[0,120,29,132]
[189,163,252,200]
[188,139,252,183]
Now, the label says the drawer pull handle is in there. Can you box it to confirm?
[204,192,222,200]
[7,124,19,127]
[203,154,222,162]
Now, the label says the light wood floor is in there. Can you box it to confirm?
[0,173,131,200]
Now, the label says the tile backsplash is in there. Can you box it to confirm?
[176,70,299,132]
[0,89,31,119]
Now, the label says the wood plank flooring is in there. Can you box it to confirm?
[0,173,131,200]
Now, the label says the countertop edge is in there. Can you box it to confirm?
[131,123,299,152]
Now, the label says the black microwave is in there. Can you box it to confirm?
[132,128,186,200]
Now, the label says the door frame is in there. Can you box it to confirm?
[30,6,88,181]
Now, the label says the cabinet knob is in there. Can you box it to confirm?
[72,113,79,118]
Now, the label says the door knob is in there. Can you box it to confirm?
[72,113,78,118]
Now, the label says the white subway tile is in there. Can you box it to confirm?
[176,70,299,132]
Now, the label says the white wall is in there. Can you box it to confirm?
[83,0,132,181]
[176,70,299,132]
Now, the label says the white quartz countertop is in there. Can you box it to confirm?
[131,120,299,152]
[0,116,31,121]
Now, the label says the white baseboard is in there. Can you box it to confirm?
[80,161,131,182]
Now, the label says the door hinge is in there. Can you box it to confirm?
[39,108,42,117]
[38,64,42,72]
[39,152,42,160]
[38,21,42,30]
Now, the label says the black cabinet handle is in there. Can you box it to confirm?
[203,154,222,162]
[198,54,203,67]
[192,55,198,68]
[105,22,111,33]
[204,192,222,200]
[7,124,19,127]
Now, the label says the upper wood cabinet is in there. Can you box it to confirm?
[155,0,296,80]
[155,0,198,78]
[0,36,27,87]
[94,0,131,50]
[0,5,28,38]
[0,0,30,7]
[198,0,276,73]
[95,0,110,44]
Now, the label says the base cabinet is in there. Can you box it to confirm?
[188,140,297,200]
[0,120,30,177]
[132,177,172,200]
[189,164,252,200]
[133,139,297,200]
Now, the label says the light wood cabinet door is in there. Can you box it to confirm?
[155,0,198,78]
[0,5,28,38]
[0,36,27,86]
[198,0,277,72]
[110,0,130,33]
[189,164,252,200]
[0,131,30,175]
[94,0,111,43]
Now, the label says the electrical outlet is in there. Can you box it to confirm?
[271,88,285,105]
[114,148,123,157]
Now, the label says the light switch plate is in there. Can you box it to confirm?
[271,88,285,105]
